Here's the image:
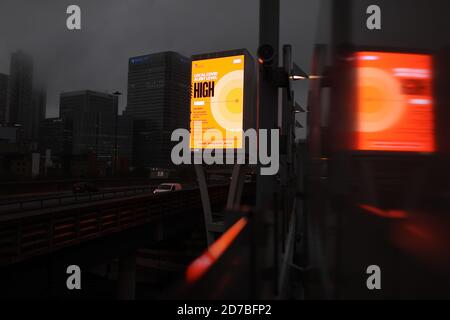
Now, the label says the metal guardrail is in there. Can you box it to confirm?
[0,185,229,267]
[0,187,156,214]
[177,194,300,299]
[0,178,164,196]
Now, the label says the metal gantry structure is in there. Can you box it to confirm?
[183,0,309,299]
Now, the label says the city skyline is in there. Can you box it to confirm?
[0,0,449,302]
[0,0,319,140]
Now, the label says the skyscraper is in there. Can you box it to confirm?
[39,117,72,157]
[0,73,8,125]
[126,51,191,169]
[31,86,46,143]
[117,113,133,162]
[6,50,33,139]
[60,90,118,160]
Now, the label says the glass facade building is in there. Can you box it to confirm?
[60,90,118,161]
[7,51,33,140]
[126,51,191,169]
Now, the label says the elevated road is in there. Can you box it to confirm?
[0,185,231,267]
[0,183,202,214]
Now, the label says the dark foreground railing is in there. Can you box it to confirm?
[175,198,300,300]
[0,186,229,267]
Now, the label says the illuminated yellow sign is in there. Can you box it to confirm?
[190,55,245,150]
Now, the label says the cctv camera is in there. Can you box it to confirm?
[257,44,274,65]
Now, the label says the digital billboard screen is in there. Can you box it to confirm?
[190,55,245,150]
[355,51,435,152]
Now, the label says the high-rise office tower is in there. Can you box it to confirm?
[60,90,118,160]
[31,86,46,143]
[39,117,73,157]
[117,113,133,162]
[0,73,8,125]
[7,50,33,139]
[126,51,191,169]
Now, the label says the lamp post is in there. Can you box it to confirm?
[112,91,122,176]
[256,0,280,212]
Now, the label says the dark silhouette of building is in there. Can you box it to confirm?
[6,51,33,140]
[31,86,46,145]
[0,73,8,125]
[60,90,118,161]
[117,112,133,163]
[126,51,191,169]
[39,117,72,157]
[38,117,73,177]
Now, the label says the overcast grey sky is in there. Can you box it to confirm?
[0,0,319,137]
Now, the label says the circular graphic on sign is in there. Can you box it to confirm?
[210,70,244,131]
[357,67,405,132]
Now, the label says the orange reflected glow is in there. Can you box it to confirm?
[359,204,409,219]
[390,213,450,272]
[185,218,247,283]
[355,52,435,152]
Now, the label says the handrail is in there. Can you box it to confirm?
[0,185,230,266]
[177,194,299,299]
[0,187,155,214]
[185,217,248,283]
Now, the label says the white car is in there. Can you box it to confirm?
[153,183,182,194]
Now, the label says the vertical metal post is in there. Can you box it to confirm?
[256,0,280,211]
[280,45,293,236]
[114,110,118,176]
[281,45,292,188]
[194,164,214,245]
[95,112,100,158]
[227,164,241,208]
[226,164,246,209]
[112,92,121,176]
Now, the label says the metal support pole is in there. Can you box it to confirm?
[226,164,246,209]
[194,164,214,245]
[281,45,293,189]
[114,111,118,176]
[278,198,297,299]
[256,0,280,211]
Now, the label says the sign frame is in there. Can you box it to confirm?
[189,49,256,161]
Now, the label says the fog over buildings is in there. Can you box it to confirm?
[0,0,320,139]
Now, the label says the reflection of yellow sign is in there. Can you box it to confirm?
[356,51,435,152]
[190,55,245,149]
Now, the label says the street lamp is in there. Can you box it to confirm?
[289,63,309,80]
[294,102,306,113]
[112,91,122,176]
